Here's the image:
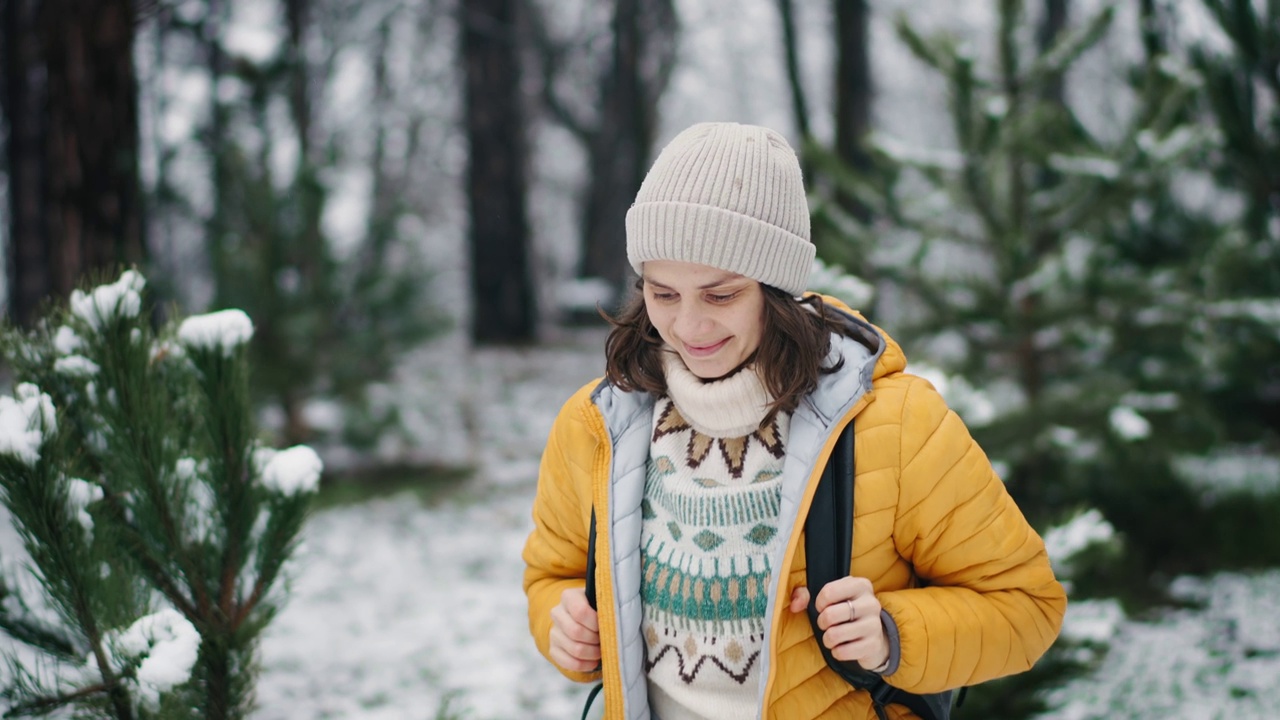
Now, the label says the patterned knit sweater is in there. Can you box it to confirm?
[641,351,791,720]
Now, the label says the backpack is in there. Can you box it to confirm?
[803,420,956,720]
[580,419,960,720]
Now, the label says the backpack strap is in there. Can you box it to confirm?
[581,510,604,717]
[804,419,954,720]
[585,508,598,611]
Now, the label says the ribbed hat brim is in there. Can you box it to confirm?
[626,201,815,296]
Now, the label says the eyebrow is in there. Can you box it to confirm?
[644,274,746,291]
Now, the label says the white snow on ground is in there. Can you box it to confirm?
[254,479,586,720]
[1044,573,1280,720]
[255,336,607,720]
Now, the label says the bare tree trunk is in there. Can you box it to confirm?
[284,0,323,293]
[833,0,872,221]
[578,0,677,304]
[462,0,536,344]
[774,0,813,180]
[2,0,50,327]
[4,0,143,327]
[528,0,677,310]
[42,0,146,294]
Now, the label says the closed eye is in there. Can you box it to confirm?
[706,292,738,303]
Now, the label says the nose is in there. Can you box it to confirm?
[672,299,712,340]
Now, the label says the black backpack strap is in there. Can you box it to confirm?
[581,509,604,718]
[805,419,954,720]
[585,508,598,611]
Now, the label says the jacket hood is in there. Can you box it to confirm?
[812,293,907,381]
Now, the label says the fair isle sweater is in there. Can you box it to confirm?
[641,351,791,720]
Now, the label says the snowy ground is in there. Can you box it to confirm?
[254,336,607,720]
[251,336,1280,720]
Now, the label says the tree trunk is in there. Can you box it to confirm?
[774,0,813,180]
[576,0,678,308]
[578,0,652,304]
[2,0,50,328]
[461,0,536,344]
[284,0,323,295]
[42,0,146,296]
[833,0,872,221]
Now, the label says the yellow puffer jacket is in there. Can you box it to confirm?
[523,305,1066,719]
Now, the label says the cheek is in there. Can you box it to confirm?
[643,304,673,338]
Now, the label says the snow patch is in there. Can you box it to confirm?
[555,277,617,313]
[260,446,323,495]
[1043,509,1115,567]
[69,270,146,330]
[54,355,101,378]
[869,132,965,171]
[1109,405,1151,441]
[66,478,103,534]
[0,384,57,466]
[108,609,201,709]
[808,258,874,309]
[53,326,83,355]
[1059,598,1125,644]
[178,309,255,356]
[1174,450,1280,498]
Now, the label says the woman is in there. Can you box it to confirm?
[522,122,1066,720]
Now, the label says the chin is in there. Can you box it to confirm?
[684,357,738,381]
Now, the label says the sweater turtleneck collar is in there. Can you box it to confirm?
[660,348,773,438]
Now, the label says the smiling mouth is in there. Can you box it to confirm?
[683,338,730,357]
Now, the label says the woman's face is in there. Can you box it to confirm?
[642,260,766,380]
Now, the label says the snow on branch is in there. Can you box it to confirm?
[178,309,255,356]
[0,384,57,467]
[258,446,323,496]
[69,270,146,330]
[106,609,200,709]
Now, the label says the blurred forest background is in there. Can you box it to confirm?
[1,0,1278,716]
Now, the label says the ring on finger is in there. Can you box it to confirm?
[845,598,856,623]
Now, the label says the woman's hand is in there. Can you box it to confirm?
[549,587,602,673]
[789,577,890,671]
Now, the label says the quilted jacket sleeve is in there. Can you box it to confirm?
[521,381,604,683]
[875,377,1067,694]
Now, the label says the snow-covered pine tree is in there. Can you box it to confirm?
[0,270,321,719]
[1069,0,1280,585]
[811,0,1208,525]
[1187,0,1280,443]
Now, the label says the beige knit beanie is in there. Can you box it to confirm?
[625,122,814,296]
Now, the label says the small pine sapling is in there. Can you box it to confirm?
[0,271,321,719]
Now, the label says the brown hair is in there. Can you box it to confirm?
[602,282,858,423]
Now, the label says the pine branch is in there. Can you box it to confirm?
[1023,6,1116,90]
[0,578,80,661]
[97,487,203,621]
[3,681,114,718]
[0,614,80,662]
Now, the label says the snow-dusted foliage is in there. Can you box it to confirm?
[0,384,56,467]
[259,446,323,496]
[68,269,146,329]
[107,609,201,710]
[806,258,874,310]
[177,309,255,356]
[0,270,315,718]
[1043,509,1117,570]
